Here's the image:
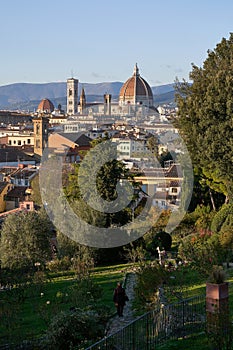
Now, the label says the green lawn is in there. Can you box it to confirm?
[0,263,130,346]
[157,333,210,350]
[2,263,233,348]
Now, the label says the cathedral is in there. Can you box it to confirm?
[66,64,156,117]
[119,64,154,107]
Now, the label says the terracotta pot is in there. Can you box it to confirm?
[206,282,229,313]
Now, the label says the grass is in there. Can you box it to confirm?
[157,333,210,350]
[0,263,130,345]
[164,267,206,302]
[132,263,233,349]
[158,266,233,349]
[2,262,233,348]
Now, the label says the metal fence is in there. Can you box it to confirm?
[85,295,206,350]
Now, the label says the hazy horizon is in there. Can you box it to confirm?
[1,0,233,87]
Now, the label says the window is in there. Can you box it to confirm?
[171,188,177,193]
[18,140,21,145]
[27,139,31,144]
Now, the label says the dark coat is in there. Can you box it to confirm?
[113,286,126,305]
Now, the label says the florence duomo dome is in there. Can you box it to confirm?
[119,64,154,107]
[66,63,156,116]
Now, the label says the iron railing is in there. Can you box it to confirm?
[85,294,206,350]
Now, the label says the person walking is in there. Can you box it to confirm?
[113,282,128,317]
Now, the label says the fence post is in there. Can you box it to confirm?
[182,300,185,332]
[146,313,149,350]
[132,320,136,350]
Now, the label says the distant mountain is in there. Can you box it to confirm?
[0,81,175,111]
[151,83,175,95]
[153,90,176,104]
[0,82,66,105]
[80,82,123,96]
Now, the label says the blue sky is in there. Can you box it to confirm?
[1,0,233,86]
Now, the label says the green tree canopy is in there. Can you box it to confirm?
[145,228,172,256]
[64,135,138,228]
[175,33,233,202]
[0,210,52,270]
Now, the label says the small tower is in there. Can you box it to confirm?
[79,87,86,114]
[104,94,112,115]
[67,78,78,115]
[33,116,49,157]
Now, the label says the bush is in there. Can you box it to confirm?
[41,309,105,350]
[178,232,224,277]
[68,278,103,309]
[146,231,172,256]
[211,203,233,234]
[135,262,168,305]
[46,257,71,272]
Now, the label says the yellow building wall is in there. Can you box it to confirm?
[0,183,13,213]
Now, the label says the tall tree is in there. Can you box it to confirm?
[0,210,52,270]
[64,135,138,228]
[175,34,233,203]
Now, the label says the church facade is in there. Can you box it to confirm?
[66,64,156,117]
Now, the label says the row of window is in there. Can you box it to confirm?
[8,139,31,146]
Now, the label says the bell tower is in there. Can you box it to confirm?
[80,87,86,114]
[67,78,78,115]
[104,94,112,115]
[33,116,49,157]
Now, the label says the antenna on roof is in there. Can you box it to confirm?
[71,69,74,78]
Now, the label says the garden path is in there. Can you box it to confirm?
[105,272,137,336]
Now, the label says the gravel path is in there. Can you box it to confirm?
[105,272,137,336]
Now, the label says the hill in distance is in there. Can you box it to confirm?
[0,82,176,111]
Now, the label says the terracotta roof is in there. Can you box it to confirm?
[0,148,36,163]
[119,76,153,98]
[165,164,182,178]
[119,64,153,105]
[37,98,54,113]
[58,132,92,147]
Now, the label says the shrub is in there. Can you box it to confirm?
[146,231,172,256]
[211,203,233,234]
[46,257,71,272]
[135,262,168,305]
[178,232,224,277]
[41,309,105,350]
[68,278,103,309]
[208,265,226,284]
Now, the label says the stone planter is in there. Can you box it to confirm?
[206,282,230,336]
[206,282,228,313]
